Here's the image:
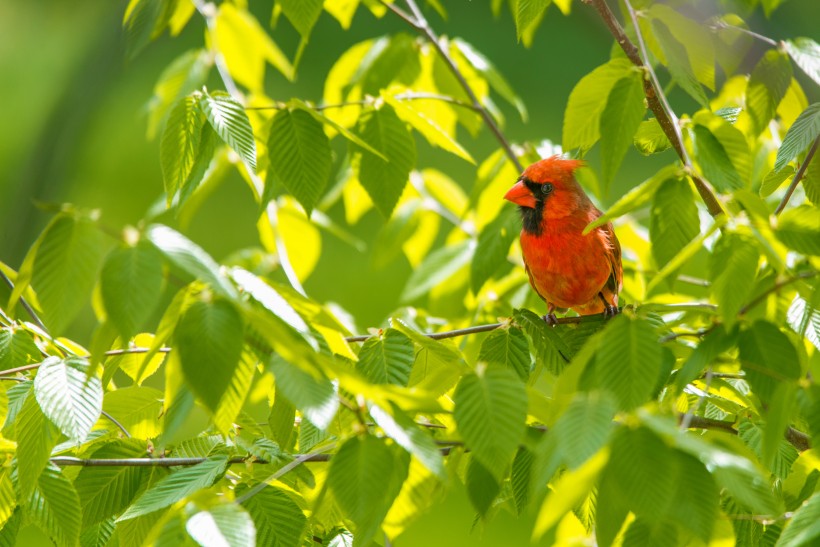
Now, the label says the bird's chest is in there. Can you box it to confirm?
[520,221,610,306]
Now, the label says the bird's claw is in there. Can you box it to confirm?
[603,304,619,319]
[542,313,558,326]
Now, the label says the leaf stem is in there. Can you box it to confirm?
[739,269,820,315]
[585,0,724,218]
[0,269,48,334]
[708,21,779,48]
[774,135,820,215]
[381,0,523,172]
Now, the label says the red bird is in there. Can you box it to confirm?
[504,156,622,324]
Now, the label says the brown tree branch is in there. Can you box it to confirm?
[585,0,724,218]
[381,0,523,172]
[774,135,820,215]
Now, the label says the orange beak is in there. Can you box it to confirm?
[504,180,537,209]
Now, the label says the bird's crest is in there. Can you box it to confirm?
[523,155,584,184]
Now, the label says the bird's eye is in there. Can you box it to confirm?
[541,183,554,195]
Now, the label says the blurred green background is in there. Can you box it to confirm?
[0,0,817,544]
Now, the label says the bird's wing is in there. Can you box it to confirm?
[602,221,623,294]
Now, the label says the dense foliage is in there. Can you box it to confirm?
[1,0,820,545]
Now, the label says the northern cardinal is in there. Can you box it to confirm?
[504,156,622,324]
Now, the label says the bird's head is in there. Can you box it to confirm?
[504,156,590,233]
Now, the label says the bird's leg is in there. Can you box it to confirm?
[599,292,619,318]
[542,303,559,326]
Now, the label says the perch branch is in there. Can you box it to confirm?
[585,0,724,218]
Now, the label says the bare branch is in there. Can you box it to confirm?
[774,135,820,215]
[585,0,724,218]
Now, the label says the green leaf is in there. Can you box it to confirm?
[776,206,820,256]
[186,504,256,547]
[145,224,238,299]
[176,299,244,412]
[356,328,414,386]
[199,90,257,171]
[563,58,634,152]
[101,241,164,341]
[784,38,820,88]
[277,0,323,39]
[267,107,332,214]
[477,327,531,382]
[394,319,469,396]
[776,491,820,547]
[0,328,40,371]
[147,48,212,139]
[775,103,820,172]
[693,111,751,186]
[709,233,759,327]
[0,471,13,532]
[31,214,104,333]
[74,439,151,525]
[355,105,416,217]
[269,355,338,430]
[34,356,102,442]
[552,392,616,469]
[16,389,60,497]
[103,386,163,439]
[240,485,306,547]
[633,119,671,156]
[648,4,715,90]
[466,458,500,516]
[803,151,820,205]
[675,325,733,391]
[161,95,204,203]
[760,164,796,197]
[584,165,680,234]
[328,435,410,546]
[650,178,699,268]
[651,20,708,107]
[80,518,116,547]
[118,456,228,521]
[26,465,81,547]
[123,0,162,59]
[470,207,518,294]
[295,102,386,160]
[513,308,574,374]
[401,240,474,302]
[600,73,646,187]
[382,93,474,164]
[454,367,527,479]
[747,49,793,136]
[692,124,744,192]
[0,508,21,546]
[738,320,800,405]
[369,402,446,480]
[738,421,798,480]
[515,0,550,42]
[787,293,820,351]
[596,315,661,411]
[453,38,528,121]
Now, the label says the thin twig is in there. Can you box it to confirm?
[104,346,172,357]
[586,0,724,218]
[246,92,481,113]
[680,367,714,430]
[774,135,820,215]
[708,21,779,48]
[101,410,132,438]
[659,328,713,343]
[739,270,820,316]
[0,363,41,377]
[381,0,523,172]
[0,270,48,333]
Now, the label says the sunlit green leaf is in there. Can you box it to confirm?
[596,316,661,411]
[515,0,550,43]
[633,119,671,156]
[776,205,820,255]
[328,435,410,545]
[692,124,744,192]
[738,320,800,405]
[25,465,81,547]
[269,355,338,431]
[118,456,228,521]
[784,38,820,88]
[0,328,40,372]
[101,241,164,341]
[477,327,531,381]
[709,233,759,326]
[356,328,414,386]
[16,389,60,498]
[651,20,708,107]
[466,458,499,516]
[161,95,204,203]
[600,73,646,186]
[563,58,634,152]
[650,178,699,268]
[747,49,793,136]
[355,105,416,217]
[552,392,616,469]
[401,240,474,302]
[199,90,257,171]
[470,207,518,294]
[369,402,446,480]
[277,0,323,40]
[649,4,715,90]
[267,107,332,214]
[454,367,527,479]
[176,298,244,412]
[240,485,306,547]
[75,439,151,525]
[775,102,820,172]
[186,504,255,547]
[777,491,820,547]
[34,356,102,442]
[32,214,104,334]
